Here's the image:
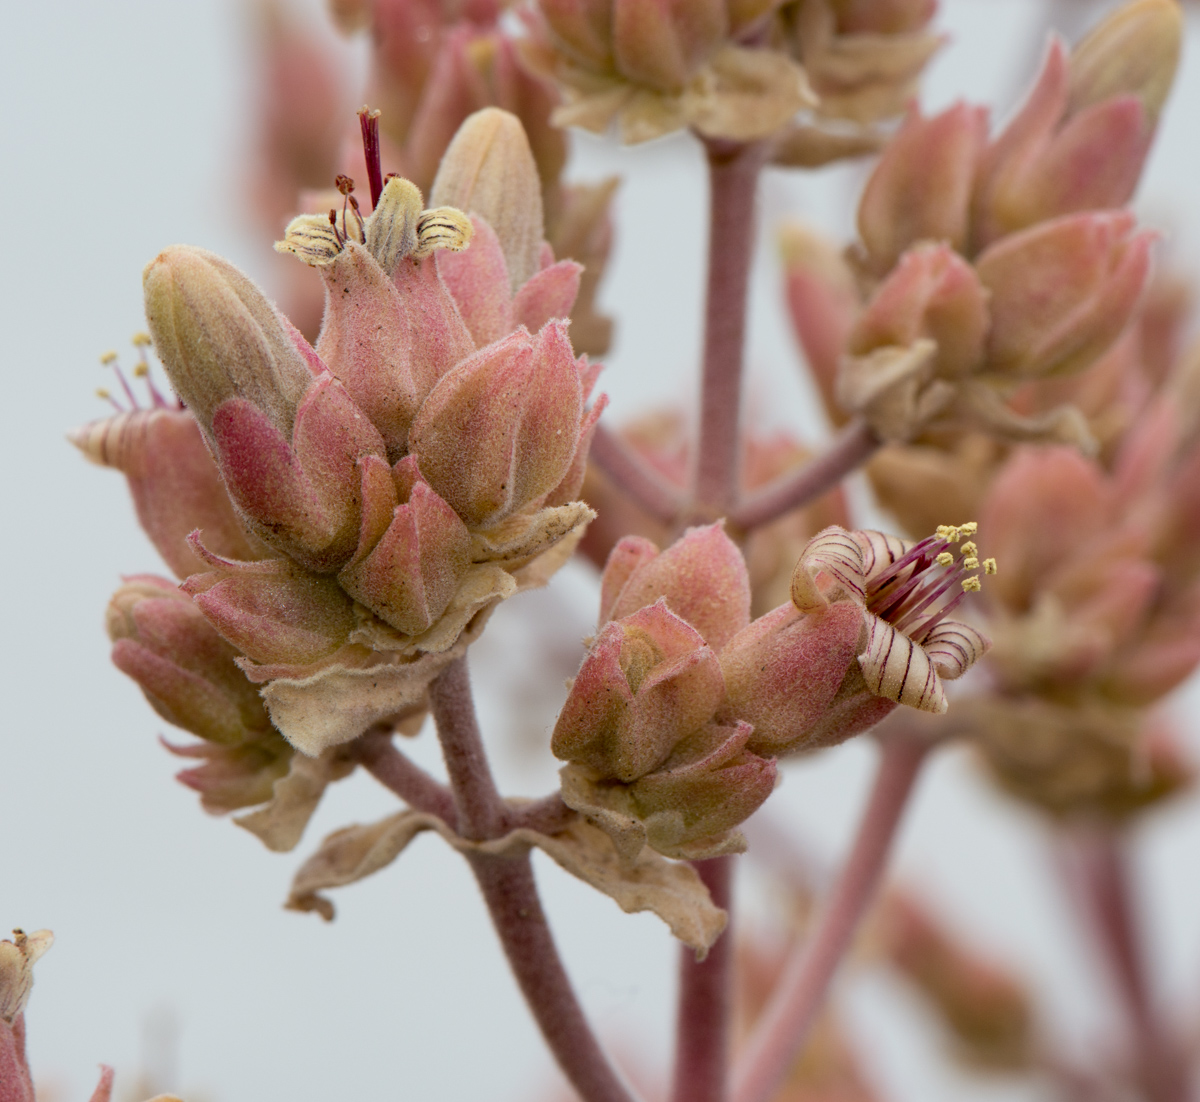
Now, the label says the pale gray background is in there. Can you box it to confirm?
[4,1,1200,1100]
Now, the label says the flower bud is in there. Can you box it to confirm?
[107,576,272,745]
[857,103,988,275]
[431,108,545,289]
[552,599,727,782]
[337,480,473,637]
[407,322,583,529]
[601,524,751,651]
[612,0,728,91]
[628,720,777,857]
[1067,0,1182,124]
[720,601,865,756]
[849,244,989,379]
[538,0,614,69]
[0,929,52,1024]
[143,246,317,439]
[69,408,265,579]
[976,212,1153,381]
[164,733,293,815]
[183,553,356,667]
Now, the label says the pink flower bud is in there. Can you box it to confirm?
[975,212,1153,381]
[437,217,516,347]
[407,322,584,529]
[628,720,776,855]
[107,576,272,745]
[612,0,728,91]
[720,601,865,756]
[850,244,989,379]
[210,374,388,571]
[600,524,751,651]
[857,102,988,275]
[183,553,356,667]
[552,599,727,782]
[143,246,318,440]
[313,241,473,459]
[69,408,265,579]
[337,480,473,636]
[164,733,293,816]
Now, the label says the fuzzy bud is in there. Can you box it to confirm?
[0,930,52,1024]
[612,0,728,91]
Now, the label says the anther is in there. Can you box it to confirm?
[935,552,954,566]
[983,558,998,575]
[963,556,979,570]
[100,350,118,365]
[133,363,149,378]
[131,332,152,347]
[960,541,977,557]
[959,521,978,536]
[961,576,982,592]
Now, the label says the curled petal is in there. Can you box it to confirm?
[920,618,991,680]
[857,529,913,583]
[860,616,947,713]
[791,525,866,612]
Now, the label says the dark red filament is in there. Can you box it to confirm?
[358,107,384,211]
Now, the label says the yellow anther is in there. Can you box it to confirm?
[95,387,112,399]
[131,332,152,347]
[960,541,977,557]
[936,524,960,541]
[132,363,149,377]
[99,350,118,365]
[983,558,998,575]
[959,521,978,536]
[961,576,982,592]
[963,556,979,570]
[935,551,954,566]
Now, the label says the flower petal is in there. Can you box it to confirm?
[921,618,990,681]
[859,616,947,713]
[791,525,867,612]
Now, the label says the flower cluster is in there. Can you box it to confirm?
[552,521,990,859]
[784,0,1180,449]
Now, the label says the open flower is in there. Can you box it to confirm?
[786,524,992,744]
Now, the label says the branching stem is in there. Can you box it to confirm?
[428,658,638,1102]
[591,423,685,526]
[357,729,457,824]
[733,736,929,1102]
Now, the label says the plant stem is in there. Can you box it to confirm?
[356,730,457,824]
[733,736,929,1102]
[590,423,685,526]
[694,139,767,516]
[428,657,638,1102]
[671,855,736,1102]
[1075,829,1189,1102]
[731,419,880,532]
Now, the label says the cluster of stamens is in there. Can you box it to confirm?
[328,173,367,247]
[865,522,996,642]
[95,334,178,412]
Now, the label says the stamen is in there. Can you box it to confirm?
[963,556,979,570]
[100,351,139,409]
[358,106,384,212]
[960,541,977,557]
[328,208,344,248]
[983,558,997,575]
[962,576,981,592]
[95,386,124,412]
[935,551,954,566]
[959,522,978,536]
[348,193,366,240]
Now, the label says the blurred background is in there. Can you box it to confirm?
[4,1,1200,1099]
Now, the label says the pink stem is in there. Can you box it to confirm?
[694,139,767,516]
[731,419,879,532]
[1075,829,1189,1102]
[590,423,685,526]
[670,856,736,1102]
[356,730,456,824]
[733,736,929,1102]
[428,658,639,1102]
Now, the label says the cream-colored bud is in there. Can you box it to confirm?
[430,108,544,290]
[0,929,53,1023]
[365,176,423,274]
[1068,0,1183,122]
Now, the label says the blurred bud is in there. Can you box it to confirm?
[850,244,989,379]
[164,733,293,816]
[143,246,317,439]
[552,599,727,782]
[408,322,583,529]
[1068,0,1181,124]
[183,552,356,667]
[612,0,728,91]
[69,408,266,579]
[338,480,473,636]
[0,930,52,1024]
[107,576,273,745]
[601,524,752,651]
[881,894,1034,1069]
[780,221,859,424]
[539,0,615,68]
[976,212,1153,381]
[431,108,545,288]
[857,103,988,275]
[720,601,864,755]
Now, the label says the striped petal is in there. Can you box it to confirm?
[856,529,913,583]
[921,618,990,681]
[859,616,947,713]
[791,526,866,612]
